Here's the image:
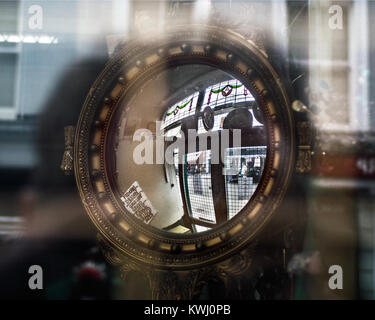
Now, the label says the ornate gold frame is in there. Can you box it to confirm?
[74,25,296,272]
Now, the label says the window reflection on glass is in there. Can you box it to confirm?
[0,54,17,108]
[0,1,20,118]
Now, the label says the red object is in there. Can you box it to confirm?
[78,266,103,281]
[312,154,375,179]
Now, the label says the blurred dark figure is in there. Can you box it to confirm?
[0,51,119,299]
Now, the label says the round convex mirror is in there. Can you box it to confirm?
[108,64,268,234]
[75,25,295,268]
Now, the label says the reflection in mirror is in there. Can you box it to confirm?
[110,64,267,234]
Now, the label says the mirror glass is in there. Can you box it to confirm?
[109,64,267,233]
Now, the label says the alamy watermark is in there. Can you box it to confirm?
[328,264,343,290]
[328,5,343,30]
[28,265,43,290]
[132,121,242,166]
[28,5,43,30]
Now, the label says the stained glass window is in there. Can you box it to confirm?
[201,79,255,110]
[161,91,199,129]
[196,80,261,134]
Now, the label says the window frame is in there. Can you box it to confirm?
[0,0,22,120]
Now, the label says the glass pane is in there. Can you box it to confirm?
[184,150,216,224]
[0,0,19,48]
[224,146,267,219]
[0,1,18,33]
[0,53,17,107]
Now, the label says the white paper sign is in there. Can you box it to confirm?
[254,157,261,168]
[120,181,158,224]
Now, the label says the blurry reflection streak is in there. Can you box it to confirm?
[0,34,58,44]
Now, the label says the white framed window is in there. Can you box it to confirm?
[308,0,369,132]
[0,0,22,120]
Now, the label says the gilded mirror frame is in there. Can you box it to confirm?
[74,25,295,270]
